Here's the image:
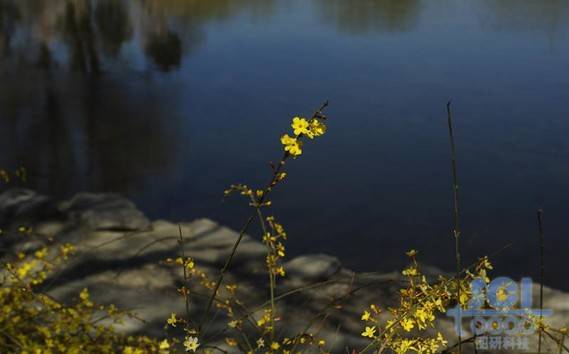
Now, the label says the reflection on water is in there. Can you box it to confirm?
[317,0,422,33]
[0,0,19,57]
[145,30,181,71]
[62,2,101,73]
[1,0,569,289]
[0,0,281,193]
[0,0,276,70]
[479,0,569,34]
[0,0,186,194]
[143,0,276,21]
[94,0,132,58]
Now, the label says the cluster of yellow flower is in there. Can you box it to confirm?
[359,250,494,354]
[223,184,275,208]
[280,116,327,157]
[165,311,200,351]
[263,216,287,278]
[166,253,330,353]
[164,255,249,352]
[222,330,326,354]
[0,239,164,353]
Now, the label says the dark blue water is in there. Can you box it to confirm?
[1,0,569,289]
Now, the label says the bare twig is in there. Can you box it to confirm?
[537,209,545,354]
[447,101,463,354]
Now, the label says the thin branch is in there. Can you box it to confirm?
[447,101,463,354]
[537,209,545,354]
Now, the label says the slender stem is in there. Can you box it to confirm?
[440,335,477,354]
[198,214,255,334]
[447,101,462,354]
[537,209,545,354]
[178,224,194,329]
[198,101,329,337]
[201,278,347,344]
[290,278,362,354]
[544,330,569,353]
[252,201,277,342]
[200,155,288,335]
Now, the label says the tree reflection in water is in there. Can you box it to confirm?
[317,0,422,34]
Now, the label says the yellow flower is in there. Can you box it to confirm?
[256,338,265,348]
[361,326,376,338]
[478,268,490,283]
[225,284,237,293]
[436,332,448,346]
[79,288,93,307]
[309,119,326,137]
[275,266,286,277]
[270,342,280,350]
[16,260,36,279]
[167,313,177,327]
[228,320,239,328]
[396,339,414,354]
[291,117,310,136]
[401,318,415,332]
[225,338,238,347]
[276,243,286,257]
[459,292,470,306]
[414,308,434,329]
[280,133,295,145]
[183,336,200,352]
[280,134,303,156]
[415,308,427,321]
[35,248,48,260]
[402,267,418,277]
[361,310,371,321]
[405,249,417,257]
[370,304,381,314]
[159,339,170,350]
[481,256,493,270]
[185,259,195,271]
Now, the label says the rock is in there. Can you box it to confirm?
[3,190,569,352]
[0,189,57,225]
[13,239,45,253]
[285,254,341,281]
[34,221,66,237]
[58,193,150,231]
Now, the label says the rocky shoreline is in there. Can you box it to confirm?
[1,189,568,352]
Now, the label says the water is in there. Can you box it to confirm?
[1,0,569,289]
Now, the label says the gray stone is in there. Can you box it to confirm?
[59,193,150,231]
[3,191,569,353]
[285,254,341,281]
[0,189,56,224]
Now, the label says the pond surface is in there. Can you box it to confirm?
[1,0,569,289]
